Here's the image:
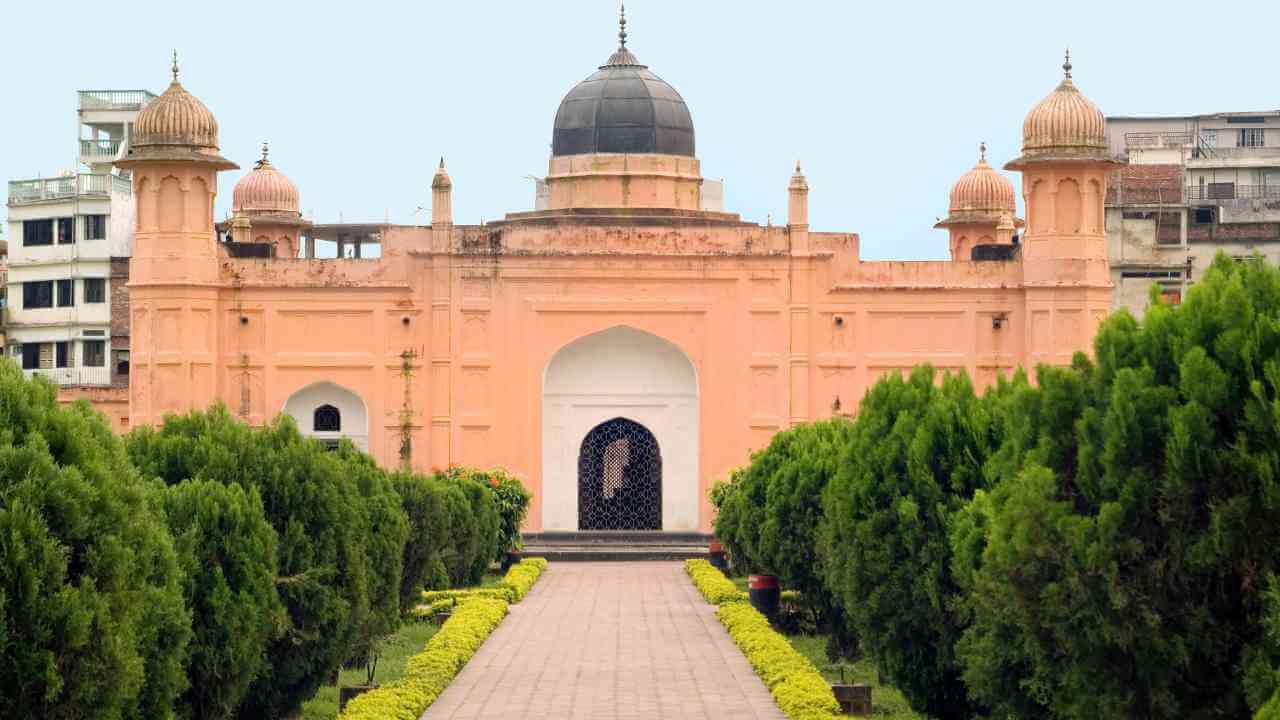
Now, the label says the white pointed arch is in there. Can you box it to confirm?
[541,326,699,531]
[283,381,369,451]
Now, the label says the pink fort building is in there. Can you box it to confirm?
[116,24,1114,533]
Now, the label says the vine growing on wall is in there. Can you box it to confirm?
[398,348,418,470]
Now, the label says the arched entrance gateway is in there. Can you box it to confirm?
[542,327,698,532]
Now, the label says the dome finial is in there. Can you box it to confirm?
[171,49,179,82]
[1063,48,1072,79]
[979,141,987,163]
[618,2,628,50]
[256,141,270,168]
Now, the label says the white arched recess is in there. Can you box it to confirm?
[542,326,699,531]
[283,382,369,451]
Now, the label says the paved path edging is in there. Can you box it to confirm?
[421,562,785,719]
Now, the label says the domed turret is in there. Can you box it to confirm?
[1009,51,1108,165]
[540,6,704,212]
[233,143,300,214]
[948,143,1016,217]
[551,4,694,157]
[133,52,220,150]
[937,143,1023,261]
[122,53,235,170]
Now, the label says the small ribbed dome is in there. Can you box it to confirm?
[1020,53,1106,155]
[950,145,1016,214]
[232,144,299,214]
[134,56,219,149]
[552,8,694,157]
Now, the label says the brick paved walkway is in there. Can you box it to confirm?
[422,562,785,720]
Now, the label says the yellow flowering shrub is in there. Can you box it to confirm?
[717,602,842,720]
[338,598,509,720]
[684,559,745,604]
[418,557,550,611]
[422,587,515,604]
[343,560,552,719]
[683,559,839,719]
[500,556,548,601]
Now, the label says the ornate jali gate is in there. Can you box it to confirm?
[577,417,662,530]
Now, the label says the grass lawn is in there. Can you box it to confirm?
[300,619,439,719]
[300,571,503,719]
[787,635,922,719]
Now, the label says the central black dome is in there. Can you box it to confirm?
[552,38,695,157]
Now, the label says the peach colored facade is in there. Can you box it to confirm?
[116,41,1115,533]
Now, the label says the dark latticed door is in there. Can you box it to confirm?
[578,417,662,530]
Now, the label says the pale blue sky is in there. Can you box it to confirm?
[3,0,1277,259]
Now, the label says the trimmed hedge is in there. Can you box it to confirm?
[501,557,549,601]
[685,559,840,719]
[685,559,743,605]
[419,558,550,610]
[337,597,510,720]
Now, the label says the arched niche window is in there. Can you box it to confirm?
[314,404,341,432]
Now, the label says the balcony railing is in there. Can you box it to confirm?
[1191,146,1280,161]
[1186,184,1280,202]
[80,138,122,160]
[8,174,132,204]
[1125,131,1193,148]
[22,366,111,387]
[77,89,156,112]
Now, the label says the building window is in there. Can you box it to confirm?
[1193,207,1215,224]
[1201,129,1218,148]
[1207,182,1236,200]
[23,219,54,247]
[1239,128,1265,148]
[57,218,72,245]
[1159,286,1182,306]
[20,344,39,370]
[84,214,106,240]
[55,341,71,369]
[82,340,105,368]
[84,278,106,303]
[23,281,54,309]
[314,404,341,432]
[57,279,74,307]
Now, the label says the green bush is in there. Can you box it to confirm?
[392,472,454,610]
[481,469,533,561]
[0,361,191,719]
[127,407,378,719]
[332,444,410,672]
[162,479,283,719]
[714,419,855,655]
[820,367,1002,720]
[433,468,500,587]
[338,598,510,720]
[716,601,841,720]
[953,254,1280,719]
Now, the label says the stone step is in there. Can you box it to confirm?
[519,531,715,561]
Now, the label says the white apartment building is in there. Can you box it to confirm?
[5,89,154,386]
[1105,111,1280,318]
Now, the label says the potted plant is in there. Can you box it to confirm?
[747,573,781,618]
[708,539,728,572]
